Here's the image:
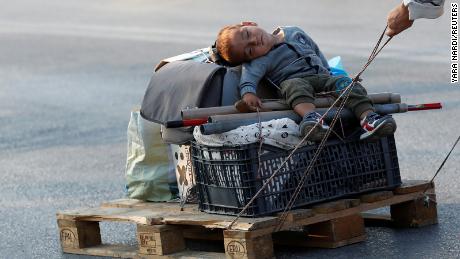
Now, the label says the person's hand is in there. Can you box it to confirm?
[386,3,414,37]
[242,93,263,110]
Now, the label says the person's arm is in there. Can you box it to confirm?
[404,0,444,20]
[297,28,330,70]
[386,0,445,36]
[312,41,330,71]
[239,56,270,107]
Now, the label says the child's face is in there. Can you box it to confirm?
[228,25,277,63]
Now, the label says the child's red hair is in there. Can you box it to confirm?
[216,24,242,65]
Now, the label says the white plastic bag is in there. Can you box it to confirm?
[125,111,176,201]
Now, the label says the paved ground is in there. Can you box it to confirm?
[0,0,459,258]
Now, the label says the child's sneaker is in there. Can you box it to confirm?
[360,112,397,140]
[299,112,330,142]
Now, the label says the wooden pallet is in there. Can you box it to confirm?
[56,180,438,259]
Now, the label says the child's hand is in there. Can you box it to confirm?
[242,93,263,109]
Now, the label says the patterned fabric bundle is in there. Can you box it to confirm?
[193,118,314,149]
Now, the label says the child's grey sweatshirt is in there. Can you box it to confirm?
[239,26,330,96]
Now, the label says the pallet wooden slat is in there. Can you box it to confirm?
[312,199,361,214]
[57,206,278,231]
[360,191,394,203]
[393,180,434,194]
[60,244,137,258]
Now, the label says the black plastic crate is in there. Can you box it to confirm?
[191,135,401,217]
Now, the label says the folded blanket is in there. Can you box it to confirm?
[193,118,314,150]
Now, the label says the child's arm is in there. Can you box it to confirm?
[301,32,330,71]
[239,56,270,107]
[310,40,330,71]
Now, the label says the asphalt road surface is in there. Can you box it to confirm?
[1,0,459,258]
